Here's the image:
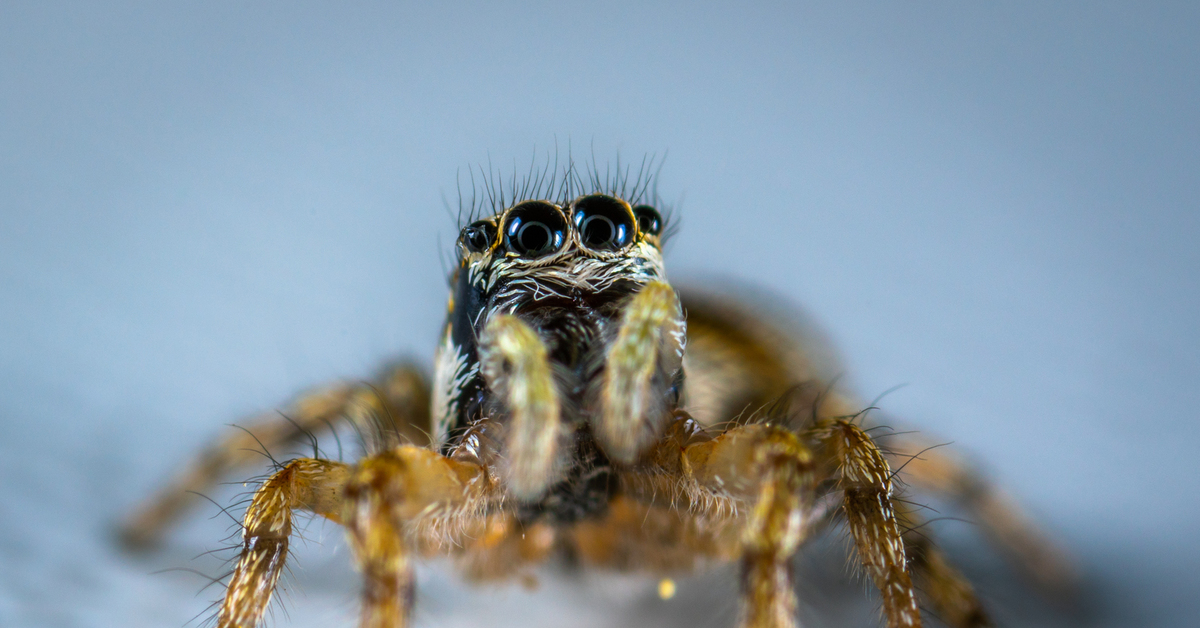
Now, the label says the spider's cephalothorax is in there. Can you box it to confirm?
[434,194,683,521]
[123,165,1074,628]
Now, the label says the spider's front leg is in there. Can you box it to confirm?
[717,427,818,628]
[628,417,926,628]
[807,419,922,628]
[218,447,492,628]
[626,420,819,628]
[218,458,351,628]
[342,446,493,628]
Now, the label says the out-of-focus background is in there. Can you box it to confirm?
[2,2,1197,627]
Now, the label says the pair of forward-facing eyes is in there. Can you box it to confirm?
[459,194,664,259]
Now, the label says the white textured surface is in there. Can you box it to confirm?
[2,2,1197,627]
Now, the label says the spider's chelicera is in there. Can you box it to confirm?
[122,164,1074,628]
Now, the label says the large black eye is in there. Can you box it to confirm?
[571,195,634,251]
[459,220,496,253]
[632,205,663,236]
[503,201,567,258]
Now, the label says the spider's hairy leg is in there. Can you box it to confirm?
[120,363,431,548]
[896,502,993,628]
[625,418,818,628]
[343,446,492,628]
[735,428,816,628]
[809,419,922,628]
[597,280,685,463]
[122,385,355,548]
[886,433,1077,592]
[218,458,351,628]
[478,314,562,500]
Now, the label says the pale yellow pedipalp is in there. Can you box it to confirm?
[478,314,563,500]
[598,280,685,463]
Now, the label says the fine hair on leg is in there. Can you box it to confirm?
[736,428,816,628]
[621,418,818,628]
[809,419,922,628]
[218,458,351,628]
[343,446,493,628]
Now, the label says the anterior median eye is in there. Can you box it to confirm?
[460,220,496,253]
[632,205,663,236]
[503,201,567,258]
[571,195,634,252]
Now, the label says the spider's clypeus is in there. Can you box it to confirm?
[122,167,1074,628]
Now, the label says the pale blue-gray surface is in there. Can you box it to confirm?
[1,2,1197,627]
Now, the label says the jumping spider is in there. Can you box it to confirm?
[122,166,1073,628]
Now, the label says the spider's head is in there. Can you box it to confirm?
[432,193,671,447]
[453,194,667,318]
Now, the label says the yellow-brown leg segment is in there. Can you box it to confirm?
[342,446,493,628]
[896,503,993,628]
[623,419,817,628]
[737,429,815,628]
[597,280,686,463]
[218,458,351,628]
[811,420,921,628]
[120,363,430,548]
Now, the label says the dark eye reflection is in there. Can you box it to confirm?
[503,201,566,258]
[571,195,633,251]
[632,205,663,236]
[580,214,617,246]
[460,220,496,253]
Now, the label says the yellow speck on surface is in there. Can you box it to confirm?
[657,578,676,600]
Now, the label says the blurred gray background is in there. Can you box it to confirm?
[2,2,1197,627]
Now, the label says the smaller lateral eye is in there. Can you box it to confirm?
[460,220,496,253]
[632,205,663,236]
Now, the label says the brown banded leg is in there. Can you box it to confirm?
[120,363,430,547]
[624,418,818,628]
[596,280,685,463]
[343,446,493,628]
[885,433,1077,592]
[736,429,816,628]
[896,503,993,628]
[218,458,351,628]
[809,419,922,628]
